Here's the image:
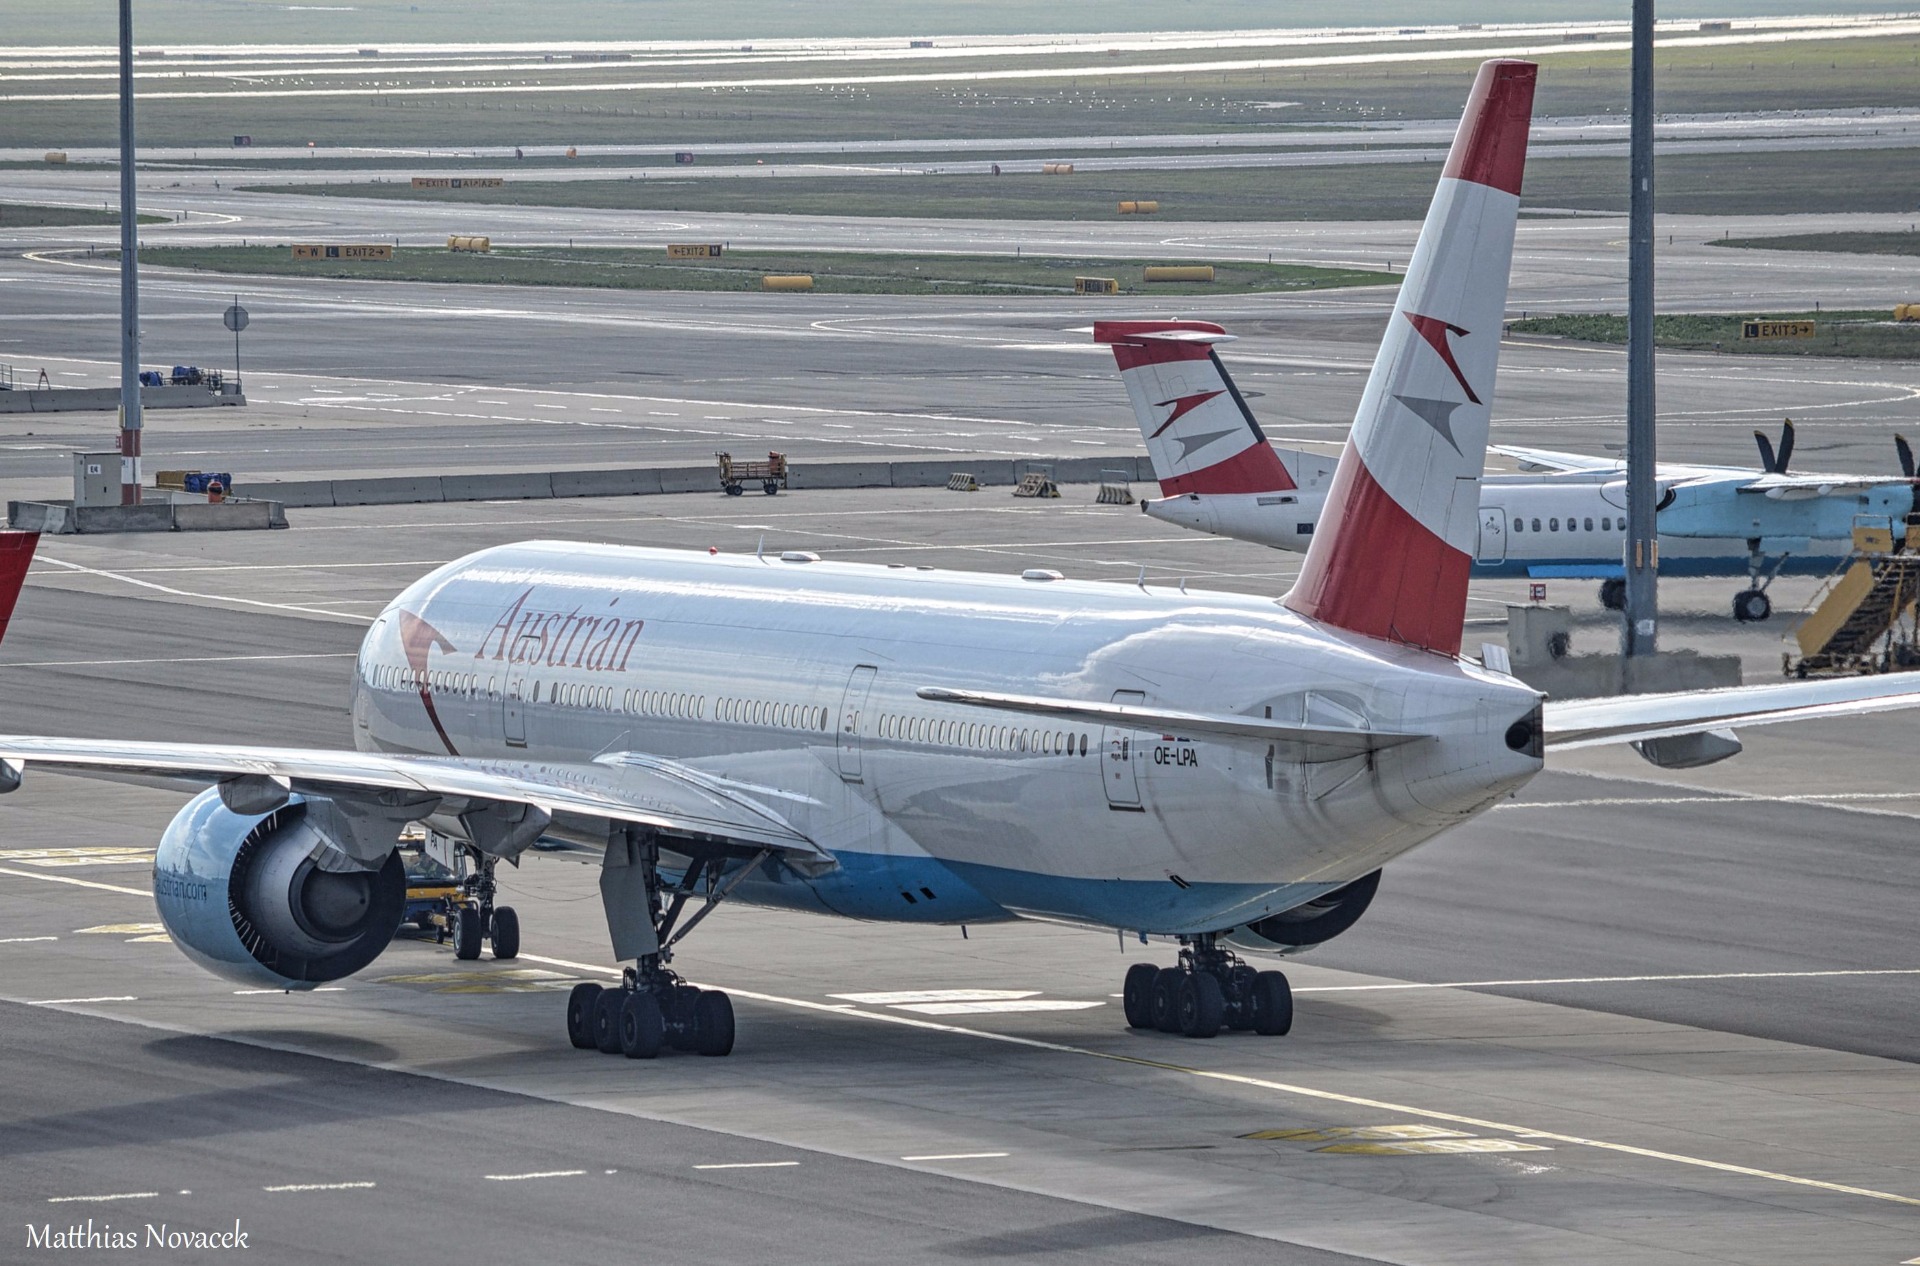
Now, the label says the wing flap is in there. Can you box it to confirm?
[0,737,823,859]
[915,687,1428,759]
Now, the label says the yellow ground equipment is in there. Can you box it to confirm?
[1118,201,1160,214]
[447,235,491,252]
[1144,265,1215,283]
[761,274,813,291]
[1897,304,1920,323]
[1786,521,1920,677]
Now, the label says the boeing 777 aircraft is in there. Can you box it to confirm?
[1104,327,1917,624]
[4,62,1918,1060]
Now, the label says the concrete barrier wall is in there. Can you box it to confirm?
[8,498,286,534]
[229,454,1158,512]
[0,385,245,414]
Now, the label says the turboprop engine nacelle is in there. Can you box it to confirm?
[154,788,406,990]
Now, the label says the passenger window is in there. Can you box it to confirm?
[1549,518,1559,532]
[1531,519,1541,532]
[1584,518,1593,532]
[1512,517,1523,532]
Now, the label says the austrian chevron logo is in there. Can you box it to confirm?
[1148,389,1225,438]
[398,609,460,756]
[1394,311,1483,453]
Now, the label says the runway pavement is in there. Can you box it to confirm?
[1,492,1918,1263]
[0,209,1916,501]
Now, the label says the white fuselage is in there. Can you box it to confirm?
[1144,475,1860,579]
[350,543,1542,936]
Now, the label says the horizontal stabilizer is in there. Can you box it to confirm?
[916,686,1428,759]
[1544,674,1920,752]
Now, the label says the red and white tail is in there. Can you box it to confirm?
[1094,320,1293,496]
[1283,60,1536,656]
[0,531,39,646]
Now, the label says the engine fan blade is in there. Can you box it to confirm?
[1755,429,1779,474]
[1776,419,1795,474]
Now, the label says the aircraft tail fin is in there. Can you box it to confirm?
[1282,59,1536,656]
[0,532,39,646]
[1094,320,1294,496]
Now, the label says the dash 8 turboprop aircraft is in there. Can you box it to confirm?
[1103,313,1919,625]
[4,61,1919,1057]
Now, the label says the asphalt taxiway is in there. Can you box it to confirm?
[2,490,1918,1264]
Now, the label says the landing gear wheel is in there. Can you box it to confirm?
[489,906,520,960]
[1225,965,1258,1031]
[566,983,602,1050]
[1250,971,1293,1037]
[1599,577,1627,611]
[724,484,744,497]
[618,990,665,1060]
[1176,971,1225,1039]
[762,481,779,496]
[452,904,484,960]
[1150,967,1183,1034]
[592,987,625,1054]
[665,984,703,1052]
[1733,588,1772,622]
[1122,962,1160,1030]
[692,990,735,1057]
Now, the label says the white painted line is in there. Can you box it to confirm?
[0,936,58,944]
[901,1152,1009,1162]
[47,1192,156,1203]
[512,950,1920,1210]
[484,1169,586,1181]
[892,1000,1104,1015]
[32,556,372,624]
[263,1181,376,1193]
[28,995,136,1006]
[1292,968,1920,993]
[0,866,148,897]
[833,989,1037,1005]
[693,1161,800,1170]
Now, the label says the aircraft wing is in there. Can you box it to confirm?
[1489,444,1623,474]
[0,736,824,860]
[1543,674,1920,751]
[1737,472,1910,500]
[916,687,1429,759]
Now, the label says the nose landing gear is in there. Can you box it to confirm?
[1734,539,1789,623]
[1122,935,1292,1038]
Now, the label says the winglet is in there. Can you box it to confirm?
[1282,60,1536,657]
[0,532,38,646]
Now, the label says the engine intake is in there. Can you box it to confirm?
[154,788,405,989]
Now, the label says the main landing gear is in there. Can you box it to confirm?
[1121,934,1292,1039]
[566,831,765,1059]
[450,852,519,962]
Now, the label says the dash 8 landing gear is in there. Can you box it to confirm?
[566,829,764,1059]
[1121,935,1292,1039]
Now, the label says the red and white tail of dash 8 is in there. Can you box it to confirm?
[1283,59,1536,657]
[1092,319,1294,496]
[0,531,39,647]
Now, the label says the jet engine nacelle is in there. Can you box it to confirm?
[154,788,406,990]
[1221,871,1381,957]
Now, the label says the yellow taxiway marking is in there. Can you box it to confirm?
[1243,1124,1469,1143]
[519,952,1920,1209]
[74,923,164,936]
[1318,1139,1554,1156]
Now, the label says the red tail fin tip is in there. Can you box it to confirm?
[0,531,40,646]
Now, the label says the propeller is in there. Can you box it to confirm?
[1754,419,1795,474]
[1898,433,1915,479]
